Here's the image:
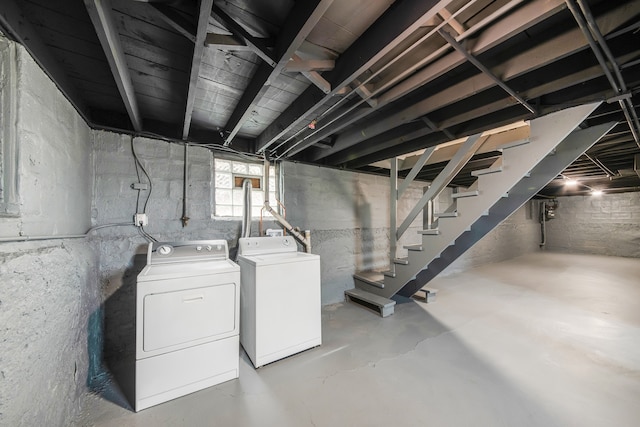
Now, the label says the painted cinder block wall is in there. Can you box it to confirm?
[0,38,99,426]
[543,193,640,257]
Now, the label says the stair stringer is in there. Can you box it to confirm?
[397,121,617,297]
[364,103,601,299]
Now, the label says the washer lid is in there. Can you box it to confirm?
[239,251,319,267]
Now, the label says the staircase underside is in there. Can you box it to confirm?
[345,103,616,315]
[398,121,617,297]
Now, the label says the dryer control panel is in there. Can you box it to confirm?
[147,240,228,264]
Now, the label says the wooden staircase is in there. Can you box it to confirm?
[346,103,614,316]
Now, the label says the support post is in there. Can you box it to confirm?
[390,157,398,271]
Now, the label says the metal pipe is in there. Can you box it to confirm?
[262,156,311,251]
[240,179,253,238]
[263,202,310,251]
[0,222,135,243]
[0,234,87,243]
[575,0,640,146]
[566,0,640,147]
[565,0,619,91]
[181,143,189,227]
[539,201,546,248]
[437,29,537,115]
[583,153,613,177]
[576,0,626,91]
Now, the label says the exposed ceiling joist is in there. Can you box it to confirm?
[84,0,142,131]
[315,0,639,163]
[255,0,458,154]
[293,0,566,160]
[204,33,274,51]
[4,0,640,196]
[221,0,335,147]
[150,4,196,43]
[0,0,89,122]
[290,55,332,94]
[284,57,335,73]
[182,0,214,140]
[211,5,277,67]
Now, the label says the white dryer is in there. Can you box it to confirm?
[135,240,240,411]
[237,236,321,368]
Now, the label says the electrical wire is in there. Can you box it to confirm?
[131,137,153,214]
[137,226,157,243]
[131,137,142,213]
[131,136,158,242]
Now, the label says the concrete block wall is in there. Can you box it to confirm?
[543,192,640,257]
[282,161,445,304]
[0,38,98,426]
[442,201,540,276]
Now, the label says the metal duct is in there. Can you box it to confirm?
[240,179,252,238]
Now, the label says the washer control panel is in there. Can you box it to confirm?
[148,240,228,264]
[237,236,297,257]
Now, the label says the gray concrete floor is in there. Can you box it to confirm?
[76,252,640,426]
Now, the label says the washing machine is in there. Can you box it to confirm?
[135,240,240,411]
[237,236,321,368]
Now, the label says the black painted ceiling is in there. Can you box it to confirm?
[1,0,639,196]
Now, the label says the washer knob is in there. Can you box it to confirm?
[196,245,202,251]
[206,245,212,251]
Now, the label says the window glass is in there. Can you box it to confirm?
[213,158,277,218]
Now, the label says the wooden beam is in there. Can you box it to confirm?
[0,0,89,122]
[150,4,196,43]
[182,0,214,139]
[221,0,335,146]
[211,5,277,67]
[289,54,331,94]
[438,8,465,35]
[256,0,458,153]
[84,0,142,131]
[284,57,335,72]
[204,33,274,51]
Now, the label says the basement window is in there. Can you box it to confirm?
[213,158,277,218]
[0,38,19,217]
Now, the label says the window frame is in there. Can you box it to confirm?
[212,155,278,219]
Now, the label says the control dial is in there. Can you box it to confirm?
[157,245,173,256]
